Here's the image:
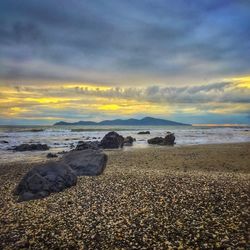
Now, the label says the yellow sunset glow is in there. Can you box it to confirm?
[98,104,120,111]
[24,97,79,104]
[7,107,30,117]
[230,75,250,88]
[10,107,22,112]
[0,75,250,123]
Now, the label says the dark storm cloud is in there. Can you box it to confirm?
[0,0,250,83]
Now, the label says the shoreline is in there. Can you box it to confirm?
[123,140,250,150]
[1,141,250,166]
[0,142,249,249]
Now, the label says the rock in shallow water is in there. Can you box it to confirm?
[148,133,175,146]
[74,141,100,150]
[100,131,124,149]
[138,131,150,134]
[124,136,135,146]
[12,143,50,151]
[14,161,77,201]
[47,153,58,158]
[62,149,108,176]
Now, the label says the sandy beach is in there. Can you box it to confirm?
[0,143,249,249]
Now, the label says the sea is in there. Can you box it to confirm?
[0,125,250,164]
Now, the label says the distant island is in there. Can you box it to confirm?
[54,117,190,126]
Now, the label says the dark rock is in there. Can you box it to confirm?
[164,133,175,145]
[75,141,100,151]
[123,136,135,146]
[71,129,87,132]
[13,143,50,151]
[0,140,8,144]
[47,153,58,158]
[124,136,134,144]
[14,161,77,201]
[138,131,150,134]
[148,137,165,145]
[29,129,44,132]
[19,129,44,132]
[57,151,67,154]
[62,149,108,176]
[148,133,175,146]
[100,131,124,149]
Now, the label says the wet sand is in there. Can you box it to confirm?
[0,143,249,249]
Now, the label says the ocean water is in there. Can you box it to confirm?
[0,125,250,164]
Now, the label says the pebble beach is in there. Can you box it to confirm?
[0,142,249,249]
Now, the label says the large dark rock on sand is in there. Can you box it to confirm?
[14,161,77,201]
[75,141,100,151]
[62,149,108,176]
[148,133,175,146]
[100,131,124,149]
[138,131,150,134]
[13,143,49,151]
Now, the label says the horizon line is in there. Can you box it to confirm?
[1,123,250,127]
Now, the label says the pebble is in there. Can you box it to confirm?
[0,144,249,249]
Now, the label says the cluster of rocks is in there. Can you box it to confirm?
[72,132,136,151]
[74,130,175,149]
[14,149,108,202]
[9,130,176,156]
[13,130,176,201]
[148,132,175,146]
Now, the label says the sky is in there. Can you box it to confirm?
[0,0,250,125]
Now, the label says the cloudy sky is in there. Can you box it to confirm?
[0,0,250,125]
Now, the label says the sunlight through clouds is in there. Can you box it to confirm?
[0,76,249,124]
